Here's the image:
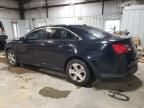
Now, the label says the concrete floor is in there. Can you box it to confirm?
[0,52,144,108]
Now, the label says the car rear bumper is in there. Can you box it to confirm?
[88,59,138,79]
[99,63,138,79]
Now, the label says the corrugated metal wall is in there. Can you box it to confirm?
[22,1,122,37]
[121,6,144,46]
[24,14,121,32]
[24,16,103,32]
[46,15,103,28]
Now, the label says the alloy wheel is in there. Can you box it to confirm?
[69,63,86,82]
[7,50,16,65]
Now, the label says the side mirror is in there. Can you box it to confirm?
[19,37,25,41]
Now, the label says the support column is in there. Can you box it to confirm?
[18,0,25,19]
[45,0,48,18]
[102,0,104,15]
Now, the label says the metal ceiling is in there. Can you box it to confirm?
[14,0,112,4]
[13,0,114,19]
[15,0,32,4]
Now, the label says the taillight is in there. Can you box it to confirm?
[112,43,129,55]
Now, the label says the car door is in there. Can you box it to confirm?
[39,27,64,70]
[15,28,46,65]
[40,27,79,70]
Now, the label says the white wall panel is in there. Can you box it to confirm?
[17,20,27,37]
[0,0,19,19]
[0,0,19,39]
[121,5,144,46]
[25,1,117,19]
[132,10,141,36]
[27,15,103,30]
[1,19,13,39]
[138,13,144,45]
[121,11,128,31]
[0,9,19,19]
[48,6,75,18]
[25,8,46,19]
[24,0,120,31]
[0,0,18,8]
[127,10,134,35]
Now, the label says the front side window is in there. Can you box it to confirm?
[26,29,46,40]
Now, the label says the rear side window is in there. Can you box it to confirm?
[63,30,78,40]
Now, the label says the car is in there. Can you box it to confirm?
[5,25,138,86]
[0,21,8,50]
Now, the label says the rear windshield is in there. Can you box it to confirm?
[71,25,113,40]
[85,26,113,39]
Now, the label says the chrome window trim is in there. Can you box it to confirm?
[24,26,82,40]
[46,27,82,40]
[24,27,46,40]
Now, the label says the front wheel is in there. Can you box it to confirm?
[66,59,94,86]
[6,49,18,66]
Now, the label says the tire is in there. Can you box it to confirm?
[66,59,94,86]
[6,49,18,66]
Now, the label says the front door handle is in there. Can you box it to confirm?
[39,43,45,46]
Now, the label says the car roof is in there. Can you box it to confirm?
[35,24,89,29]
[34,25,94,39]
[34,25,97,40]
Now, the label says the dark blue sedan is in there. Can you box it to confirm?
[5,25,138,86]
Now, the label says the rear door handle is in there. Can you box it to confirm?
[58,45,63,48]
[58,43,67,48]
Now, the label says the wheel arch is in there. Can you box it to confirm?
[5,47,12,54]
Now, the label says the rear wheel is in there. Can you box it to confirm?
[6,49,18,66]
[66,59,94,86]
